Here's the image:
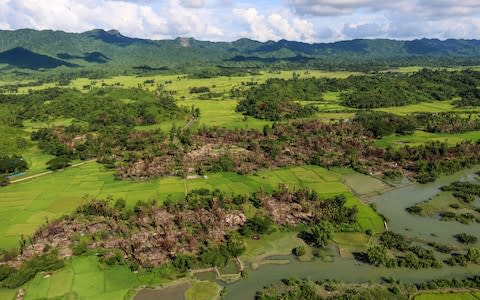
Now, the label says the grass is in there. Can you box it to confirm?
[185,280,221,300]
[0,125,28,156]
[21,256,139,300]
[414,291,480,300]
[0,164,384,250]
[17,255,219,300]
[182,99,270,130]
[334,168,391,197]
[333,232,370,258]
[241,231,313,268]
[416,192,459,216]
[0,288,17,300]
[414,191,479,224]
[22,118,75,133]
[375,100,480,115]
[376,130,480,148]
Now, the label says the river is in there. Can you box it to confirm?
[223,167,480,300]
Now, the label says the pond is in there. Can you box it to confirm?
[222,167,480,300]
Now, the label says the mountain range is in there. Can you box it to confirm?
[1,29,480,70]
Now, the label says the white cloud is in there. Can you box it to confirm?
[0,0,226,40]
[0,0,480,42]
[234,7,316,42]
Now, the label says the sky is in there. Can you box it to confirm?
[0,0,479,42]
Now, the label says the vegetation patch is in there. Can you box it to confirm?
[406,182,480,225]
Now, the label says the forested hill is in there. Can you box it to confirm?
[1,28,480,71]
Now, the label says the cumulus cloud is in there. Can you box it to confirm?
[234,7,317,42]
[0,0,228,40]
[0,0,479,42]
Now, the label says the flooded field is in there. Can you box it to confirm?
[134,282,190,300]
[222,167,480,300]
[374,166,480,244]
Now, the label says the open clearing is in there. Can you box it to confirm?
[0,163,383,250]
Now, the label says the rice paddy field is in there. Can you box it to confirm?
[0,255,220,300]
[414,291,480,300]
[376,130,480,148]
[0,256,138,300]
[0,163,384,251]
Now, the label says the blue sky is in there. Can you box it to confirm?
[0,0,479,42]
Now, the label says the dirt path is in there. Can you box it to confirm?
[10,159,96,184]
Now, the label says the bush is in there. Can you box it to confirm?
[1,251,64,288]
[300,221,334,248]
[72,241,88,256]
[46,156,72,170]
[454,233,478,245]
[100,250,125,266]
[0,176,9,187]
[190,86,210,94]
[240,215,273,237]
[406,206,422,215]
[0,265,14,281]
[292,246,306,257]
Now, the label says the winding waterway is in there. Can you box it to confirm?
[223,167,480,300]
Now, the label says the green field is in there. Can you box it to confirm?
[242,231,314,268]
[185,280,221,300]
[415,291,480,300]
[376,130,480,148]
[21,256,139,300]
[376,100,480,115]
[0,255,222,300]
[0,163,383,250]
[0,125,28,156]
[182,99,269,130]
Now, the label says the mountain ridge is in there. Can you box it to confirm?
[1,28,480,70]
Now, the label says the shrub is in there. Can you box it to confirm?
[46,156,72,170]
[1,251,63,288]
[0,176,9,187]
[454,233,478,245]
[292,246,306,257]
[72,241,88,256]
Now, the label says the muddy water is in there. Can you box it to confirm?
[373,166,480,245]
[223,168,480,300]
[223,255,480,300]
[134,282,190,300]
